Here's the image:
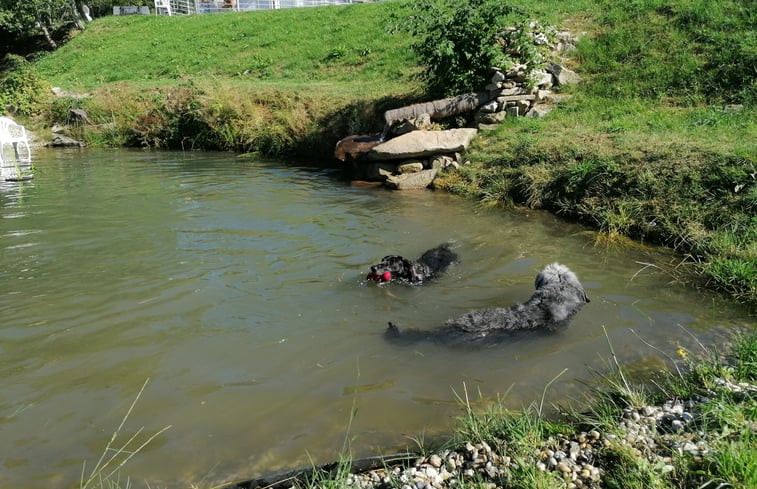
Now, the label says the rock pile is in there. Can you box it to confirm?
[334,23,581,189]
[475,57,579,126]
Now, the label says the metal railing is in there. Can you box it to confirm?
[157,0,377,15]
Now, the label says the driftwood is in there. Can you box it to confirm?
[334,134,383,162]
[384,92,491,126]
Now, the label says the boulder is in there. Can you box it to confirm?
[390,113,432,136]
[69,108,93,125]
[496,94,536,104]
[476,110,507,125]
[397,161,425,174]
[385,168,437,190]
[430,155,459,171]
[384,93,490,126]
[479,100,499,113]
[516,99,531,114]
[547,62,581,86]
[367,129,477,161]
[49,135,84,147]
[525,104,553,118]
[531,69,553,88]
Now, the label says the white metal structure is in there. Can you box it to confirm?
[0,117,33,181]
[154,0,173,15]
[153,0,373,15]
[197,0,371,14]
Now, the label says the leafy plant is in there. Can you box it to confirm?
[0,53,51,116]
[390,0,524,97]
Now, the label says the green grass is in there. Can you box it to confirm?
[29,2,431,157]
[35,2,418,94]
[434,0,756,306]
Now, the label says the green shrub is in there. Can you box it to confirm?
[129,81,210,149]
[391,0,525,97]
[0,54,50,116]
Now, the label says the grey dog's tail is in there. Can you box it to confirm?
[384,321,433,344]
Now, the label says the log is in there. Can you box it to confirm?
[383,92,491,126]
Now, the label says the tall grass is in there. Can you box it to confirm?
[81,379,171,489]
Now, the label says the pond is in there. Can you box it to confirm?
[0,148,751,488]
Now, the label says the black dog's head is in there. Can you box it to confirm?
[367,255,427,284]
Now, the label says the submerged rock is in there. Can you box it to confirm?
[385,168,437,190]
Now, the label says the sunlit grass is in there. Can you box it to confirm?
[36,3,418,92]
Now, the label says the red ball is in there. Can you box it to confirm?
[381,271,392,282]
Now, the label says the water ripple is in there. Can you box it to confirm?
[0,149,749,489]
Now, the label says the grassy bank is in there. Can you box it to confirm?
[5,0,755,305]
[288,332,757,489]
[433,0,756,307]
[28,1,424,155]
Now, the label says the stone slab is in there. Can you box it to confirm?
[367,129,477,161]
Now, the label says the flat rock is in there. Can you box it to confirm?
[547,62,581,86]
[526,104,554,118]
[368,129,477,161]
[49,135,85,147]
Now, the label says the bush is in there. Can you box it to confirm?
[0,54,51,116]
[390,0,527,97]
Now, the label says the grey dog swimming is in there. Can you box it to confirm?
[386,263,589,345]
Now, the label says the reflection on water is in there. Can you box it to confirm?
[0,149,751,488]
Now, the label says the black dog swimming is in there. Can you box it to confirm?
[386,263,589,345]
[366,243,458,285]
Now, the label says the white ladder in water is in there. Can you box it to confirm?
[0,116,33,181]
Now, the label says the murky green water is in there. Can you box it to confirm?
[0,149,751,488]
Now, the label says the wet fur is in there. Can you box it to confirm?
[386,263,589,345]
[367,243,458,285]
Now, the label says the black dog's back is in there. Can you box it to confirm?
[417,243,457,274]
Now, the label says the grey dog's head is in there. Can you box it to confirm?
[534,263,590,325]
